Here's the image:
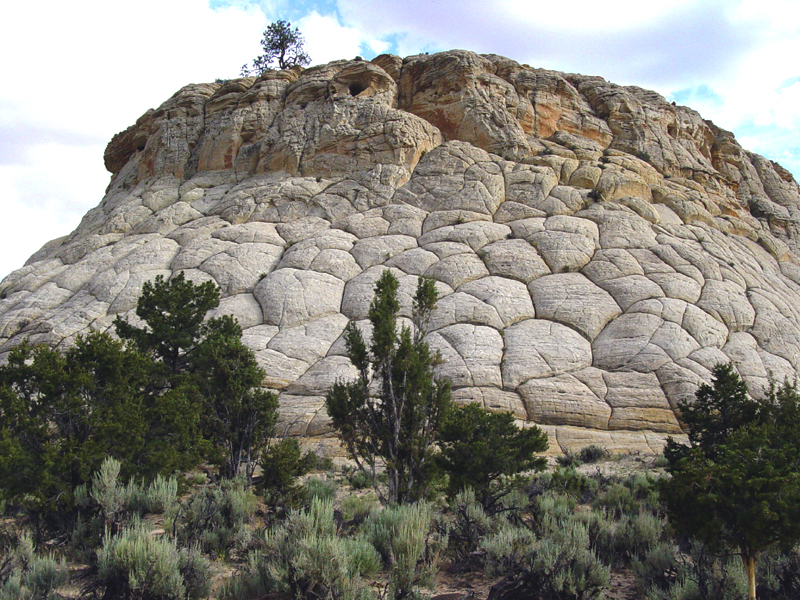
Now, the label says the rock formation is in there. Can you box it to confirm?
[3,50,800,455]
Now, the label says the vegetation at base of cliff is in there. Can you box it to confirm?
[661,363,800,600]
[0,272,288,529]
[3,270,800,599]
[325,271,453,505]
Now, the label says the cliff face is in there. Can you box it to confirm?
[3,50,800,454]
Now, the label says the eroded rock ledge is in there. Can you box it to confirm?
[3,50,800,454]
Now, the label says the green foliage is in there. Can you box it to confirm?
[435,403,547,511]
[240,20,311,76]
[339,493,378,525]
[555,452,581,468]
[757,546,800,599]
[0,533,67,600]
[578,445,609,464]
[259,437,316,506]
[348,470,372,490]
[0,334,151,524]
[593,473,659,519]
[672,362,760,458]
[326,271,452,505]
[171,477,256,556]
[192,330,279,479]
[228,498,379,600]
[95,523,211,600]
[482,492,610,600]
[446,487,504,571]
[114,272,222,375]
[662,365,800,599]
[116,272,279,480]
[0,271,278,525]
[361,502,442,600]
[534,467,599,503]
[643,541,747,600]
[304,477,339,504]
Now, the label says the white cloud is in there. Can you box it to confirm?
[299,11,364,64]
[0,0,270,280]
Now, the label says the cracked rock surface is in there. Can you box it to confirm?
[4,50,800,454]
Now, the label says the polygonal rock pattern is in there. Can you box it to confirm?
[4,50,800,454]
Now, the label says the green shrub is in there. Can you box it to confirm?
[579,445,609,464]
[259,438,315,506]
[435,403,547,511]
[534,468,599,503]
[632,542,680,594]
[643,541,747,600]
[238,498,378,600]
[593,473,659,519]
[556,452,581,468]
[652,454,670,469]
[362,502,442,600]
[482,500,610,600]
[339,493,378,525]
[349,470,372,490]
[757,546,800,599]
[304,477,338,504]
[172,477,256,556]
[96,524,211,600]
[0,534,68,600]
[140,474,178,514]
[446,488,500,571]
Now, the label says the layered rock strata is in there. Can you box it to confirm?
[3,50,800,454]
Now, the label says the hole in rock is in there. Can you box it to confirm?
[348,82,367,96]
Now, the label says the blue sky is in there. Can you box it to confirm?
[1,0,799,280]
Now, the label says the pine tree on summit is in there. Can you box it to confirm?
[241,20,311,76]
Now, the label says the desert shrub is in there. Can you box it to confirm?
[652,454,670,469]
[556,452,581,468]
[533,468,599,503]
[632,541,680,594]
[233,498,378,600]
[757,546,800,599]
[304,477,338,504]
[172,477,256,556]
[349,470,372,490]
[0,534,68,600]
[362,501,442,600]
[618,511,665,559]
[86,457,143,527]
[579,445,609,464]
[482,497,610,600]
[593,473,659,518]
[95,524,211,600]
[71,458,180,554]
[643,541,747,600]
[139,474,178,514]
[339,493,378,525]
[446,488,502,571]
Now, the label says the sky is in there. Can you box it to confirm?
[1,0,799,281]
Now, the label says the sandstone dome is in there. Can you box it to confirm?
[3,50,800,455]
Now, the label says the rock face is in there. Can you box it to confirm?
[4,50,800,454]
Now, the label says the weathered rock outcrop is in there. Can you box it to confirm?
[4,50,800,454]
